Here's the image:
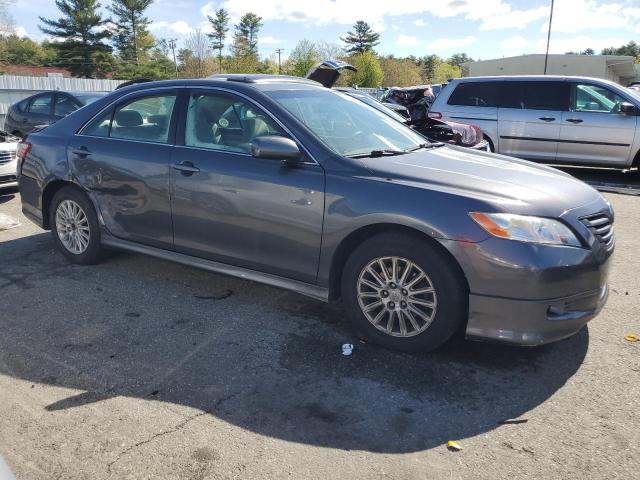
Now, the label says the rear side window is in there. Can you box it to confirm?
[54,94,81,117]
[27,94,53,114]
[500,81,569,110]
[448,82,498,107]
[80,93,176,143]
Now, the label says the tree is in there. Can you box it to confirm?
[109,0,153,66]
[287,39,320,77]
[0,0,15,36]
[39,0,112,78]
[207,8,229,72]
[231,12,262,57]
[346,51,383,87]
[316,41,344,60]
[341,21,380,54]
[566,48,595,55]
[0,35,52,65]
[447,53,472,69]
[379,56,422,87]
[433,62,461,84]
[182,28,213,78]
[420,54,442,83]
[601,41,640,61]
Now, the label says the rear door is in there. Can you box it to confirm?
[53,93,81,121]
[497,80,569,161]
[169,88,325,284]
[557,82,637,166]
[69,89,178,248]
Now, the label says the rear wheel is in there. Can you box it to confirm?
[341,233,467,352]
[50,186,104,264]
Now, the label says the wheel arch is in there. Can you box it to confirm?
[327,223,470,302]
[632,147,640,169]
[41,180,84,229]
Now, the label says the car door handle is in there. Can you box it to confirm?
[71,147,92,157]
[539,116,556,122]
[172,161,200,175]
[566,118,583,124]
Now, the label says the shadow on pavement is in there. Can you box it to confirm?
[0,232,589,453]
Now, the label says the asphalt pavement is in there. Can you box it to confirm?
[0,170,638,479]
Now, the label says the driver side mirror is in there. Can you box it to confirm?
[251,136,302,165]
[620,102,638,116]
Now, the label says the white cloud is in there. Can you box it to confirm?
[413,18,426,27]
[427,35,476,51]
[14,26,28,38]
[431,0,549,30]
[500,35,531,51]
[536,35,629,54]
[261,36,283,45]
[150,20,195,35]
[541,0,631,34]
[396,34,420,46]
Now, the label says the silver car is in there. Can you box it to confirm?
[0,131,19,189]
[429,75,640,168]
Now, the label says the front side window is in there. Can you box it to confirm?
[54,95,80,117]
[572,84,627,114]
[81,93,176,143]
[448,82,498,107]
[28,94,53,114]
[500,81,569,110]
[184,91,286,154]
[266,88,427,157]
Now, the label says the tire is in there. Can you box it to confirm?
[341,233,467,352]
[49,186,104,265]
[483,135,495,153]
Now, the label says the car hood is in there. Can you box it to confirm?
[362,146,602,217]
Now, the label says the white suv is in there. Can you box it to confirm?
[429,76,640,168]
[0,131,19,189]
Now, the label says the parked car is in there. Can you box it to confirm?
[0,130,20,189]
[18,76,613,352]
[429,76,640,168]
[5,91,107,138]
[307,61,488,150]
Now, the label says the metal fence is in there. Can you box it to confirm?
[0,75,124,129]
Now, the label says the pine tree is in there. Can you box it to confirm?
[341,21,380,54]
[231,13,263,58]
[109,0,153,66]
[39,0,112,78]
[207,8,229,72]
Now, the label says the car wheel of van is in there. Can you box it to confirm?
[341,233,467,352]
[50,186,104,265]
[483,135,495,152]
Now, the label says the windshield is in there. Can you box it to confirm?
[265,88,426,157]
[74,93,106,105]
[346,92,409,124]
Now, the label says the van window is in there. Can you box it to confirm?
[572,83,627,114]
[448,82,497,107]
[500,81,569,110]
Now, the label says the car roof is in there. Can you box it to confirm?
[68,91,108,96]
[451,75,620,86]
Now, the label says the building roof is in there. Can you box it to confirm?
[0,64,71,77]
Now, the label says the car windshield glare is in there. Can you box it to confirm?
[265,88,426,157]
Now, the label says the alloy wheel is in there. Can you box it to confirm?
[55,199,91,255]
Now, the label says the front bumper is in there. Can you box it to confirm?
[0,157,18,189]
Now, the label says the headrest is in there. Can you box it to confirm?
[115,110,143,127]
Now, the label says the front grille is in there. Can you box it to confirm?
[581,213,614,251]
[0,174,17,184]
[0,150,16,165]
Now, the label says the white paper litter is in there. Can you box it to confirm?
[0,213,20,231]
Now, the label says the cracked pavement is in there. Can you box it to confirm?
[0,183,639,479]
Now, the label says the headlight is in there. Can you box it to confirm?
[470,212,581,247]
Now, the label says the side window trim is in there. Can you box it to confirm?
[179,86,319,165]
[77,87,180,145]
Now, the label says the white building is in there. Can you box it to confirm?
[462,54,640,85]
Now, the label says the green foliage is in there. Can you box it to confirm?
[601,41,640,61]
[287,39,320,77]
[0,35,54,65]
[419,54,442,83]
[232,12,263,57]
[39,0,112,77]
[447,52,473,69]
[112,60,172,80]
[109,0,153,65]
[345,51,383,88]
[341,21,380,54]
[433,61,461,84]
[207,8,229,71]
[379,56,422,87]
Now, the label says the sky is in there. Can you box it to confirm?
[11,0,640,61]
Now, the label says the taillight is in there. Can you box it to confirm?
[428,112,442,119]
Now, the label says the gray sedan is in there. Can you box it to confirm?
[17,75,613,352]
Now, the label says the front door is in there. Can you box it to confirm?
[497,81,568,162]
[170,89,325,284]
[69,90,178,248]
[557,82,637,166]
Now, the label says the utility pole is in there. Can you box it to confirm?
[168,38,178,78]
[544,0,555,75]
[275,48,284,74]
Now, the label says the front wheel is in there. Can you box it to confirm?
[50,186,104,265]
[341,233,467,352]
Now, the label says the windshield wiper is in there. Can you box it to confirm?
[404,142,445,152]
[346,149,408,159]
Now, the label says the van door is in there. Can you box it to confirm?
[557,82,637,166]
[497,81,569,162]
